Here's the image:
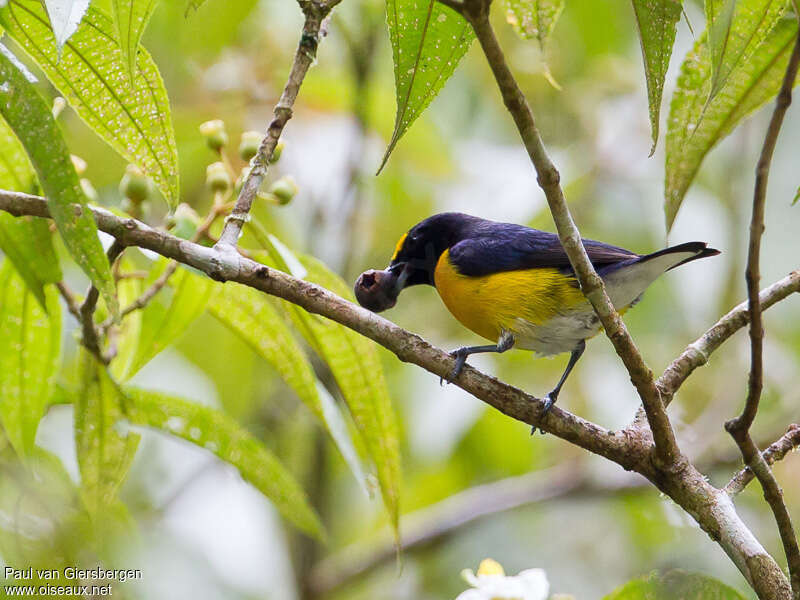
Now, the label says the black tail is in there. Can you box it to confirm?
[638,241,721,271]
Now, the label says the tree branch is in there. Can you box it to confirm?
[308,464,644,596]
[0,189,791,596]
[460,0,678,466]
[725,425,800,497]
[215,2,330,249]
[78,239,125,363]
[657,271,800,403]
[724,28,800,598]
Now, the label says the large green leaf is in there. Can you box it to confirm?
[207,281,323,422]
[664,17,799,229]
[254,239,401,536]
[123,261,212,379]
[0,46,117,314]
[706,0,786,101]
[111,0,159,80]
[379,0,474,172]
[124,386,325,539]
[0,116,61,309]
[1,0,179,208]
[75,351,141,516]
[503,0,564,50]
[109,256,143,380]
[0,260,61,458]
[631,0,682,154]
[603,571,747,599]
[42,0,90,50]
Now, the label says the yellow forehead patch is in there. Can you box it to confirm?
[390,232,408,261]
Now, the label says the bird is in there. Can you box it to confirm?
[354,212,719,431]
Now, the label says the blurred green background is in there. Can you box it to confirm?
[5,0,800,598]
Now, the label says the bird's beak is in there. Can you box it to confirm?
[354,262,411,312]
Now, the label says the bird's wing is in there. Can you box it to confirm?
[447,227,638,277]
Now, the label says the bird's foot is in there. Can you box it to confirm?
[530,392,558,436]
[440,348,469,385]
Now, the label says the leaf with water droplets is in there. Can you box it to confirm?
[1,0,180,208]
[0,47,117,315]
[503,0,563,49]
[0,116,62,309]
[125,386,325,539]
[42,0,90,50]
[122,261,212,379]
[75,350,140,516]
[706,0,786,102]
[380,0,474,172]
[665,17,799,230]
[255,243,402,540]
[0,260,61,459]
[111,0,160,81]
[631,0,682,155]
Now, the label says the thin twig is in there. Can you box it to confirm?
[657,271,800,403]
[726,425,800,496]
[461,0,679,466]
[55,281,81,321]
[215,2,331,249]
[78,240,125,362]
[724,28,800,598]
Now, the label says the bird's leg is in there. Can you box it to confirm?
[532,339,586,435]
[441,331,515,385]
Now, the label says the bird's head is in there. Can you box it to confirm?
[354,212,475,312]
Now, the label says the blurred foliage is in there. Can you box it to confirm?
[0,0,798,598]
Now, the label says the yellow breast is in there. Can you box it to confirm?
[433,249,587,342]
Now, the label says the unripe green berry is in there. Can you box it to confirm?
[80,179,98,203]
[171,203,202,240]
[269,175,298,205]
[119,164,151,203]
[238,131,262,162]
[71,154,87,176]
[269,141,285,164]
[206,161,231,192]
[199,119,228,152]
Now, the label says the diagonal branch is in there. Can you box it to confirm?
[657,271,800,403]
[215,2,331,250]
[724,27,800,598]
[78,239,125,363]
[460,0,679,466]
[725,425,800,496]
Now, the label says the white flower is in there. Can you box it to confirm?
[455,558,550,600]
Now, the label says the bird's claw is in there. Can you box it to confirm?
[530,392,557,436]
[440,349,468,385]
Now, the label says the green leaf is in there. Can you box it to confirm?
[631,0,682,154]
[603,570,747,599]
[123,262,213,379]
[0,46,117,315]
[503,0,564,50]
[380,0,474,172]
[75,350,141,516]
[111,0,160,80]
[0,114,62,308]
[664,17,799,229]
[206,281,323,422]
[706,0,786,101]
[125,386,325,539]
[42,0,90,50]
[109,256,143,380]
[184,0,207,16]
[254,240,401,536]
[1,0,180,208]
[0,260,61,458]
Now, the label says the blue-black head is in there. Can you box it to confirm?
[354,212,478,312]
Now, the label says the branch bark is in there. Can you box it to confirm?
[724,28,800,597]
[0,189,791,596]
[460,0,679,467]
[215,2,331,249]
[726,425,800,496]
